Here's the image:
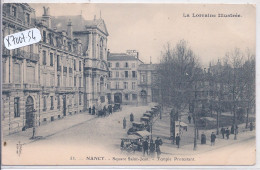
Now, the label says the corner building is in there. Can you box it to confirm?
[107,50,143,105]
[1,3,109,135]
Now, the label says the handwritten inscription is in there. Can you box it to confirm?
[4,28,41,50]
[16,141,23,156]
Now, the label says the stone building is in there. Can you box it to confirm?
[107,50,143,105]
[137,64,160,105]
[50,13,110,111]
[1,3,109,135]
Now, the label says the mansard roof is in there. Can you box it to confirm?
[50,15,109,35]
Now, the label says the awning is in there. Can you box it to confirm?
[126,134,141,140]
[132,122,144,125]
[143,113,152,117]
[180,122,188,127]
[141,116,150,120]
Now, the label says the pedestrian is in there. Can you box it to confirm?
[149,139,155,156]
[103,106,107,117]
[221,126,225,139]
[89,107,91,114]
[201,133,206,144]
[225,128,230,140]
[123,117,126,129]
[250,122,253,131]
[130,113,134,122]
[109,105,112,115]
[235,125,239,134]
[32,127,36,139]
[188,115,191,124]
[231,125,234,134]
[176,133,181,148]
[142,138,149,156]
[155,137,162,158]
[120,140,124,150]
[92,106,95,115]
[210,132,216,146]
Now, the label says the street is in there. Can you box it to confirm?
[2,104,255,165]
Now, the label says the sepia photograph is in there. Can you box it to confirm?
[1,2,256,166]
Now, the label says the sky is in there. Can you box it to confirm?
[29,3,256,66]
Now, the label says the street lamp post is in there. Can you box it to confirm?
[193,101,197,150]
[150,121,153,140]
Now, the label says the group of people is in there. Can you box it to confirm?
[201,132,216,146]
[88,105,113,117]
[220,124,240,140]
[142,137,163,158]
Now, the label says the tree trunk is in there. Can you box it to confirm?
[216,110,219,135]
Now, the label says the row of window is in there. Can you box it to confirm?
[42,30,82,54]
[114,82,136,90]
[57,75,82,87]
[108,71,136,78]
[124,93,137,101]
[108,62,135,68]
[42,50,82,72]
[13,95,83,118]
[9,5,30,24]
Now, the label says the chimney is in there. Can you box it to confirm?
[67,19,73,39]
[137,52,139,59]
[42,6,51,28]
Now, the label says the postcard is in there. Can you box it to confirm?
[1,3,256,166]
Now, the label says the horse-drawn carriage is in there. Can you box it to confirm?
[121,131,151,153]
[113,103,122,112]
[120,134,142,153]
[127,122,147,135]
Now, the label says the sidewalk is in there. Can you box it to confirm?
[3,112,95,145]
[151,107,256,156]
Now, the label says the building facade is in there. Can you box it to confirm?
[107,50,143,105]
[137,64,160,105]
[1,3,109,135]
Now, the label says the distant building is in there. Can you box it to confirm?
[107,51,143,104]
[137,64,160,105]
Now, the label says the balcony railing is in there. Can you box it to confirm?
[56,87,76,93]
[2,83,22,91]
[13,49,39,62]
[24,83,41,91]
[42,86,55,93]
[2,48,10,56]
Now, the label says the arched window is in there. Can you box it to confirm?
[116,62,120,68]
[125,62,128,68]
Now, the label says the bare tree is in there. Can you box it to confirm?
[157,40,201,147]
[158,40,200,111]
[221,48,254,139]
